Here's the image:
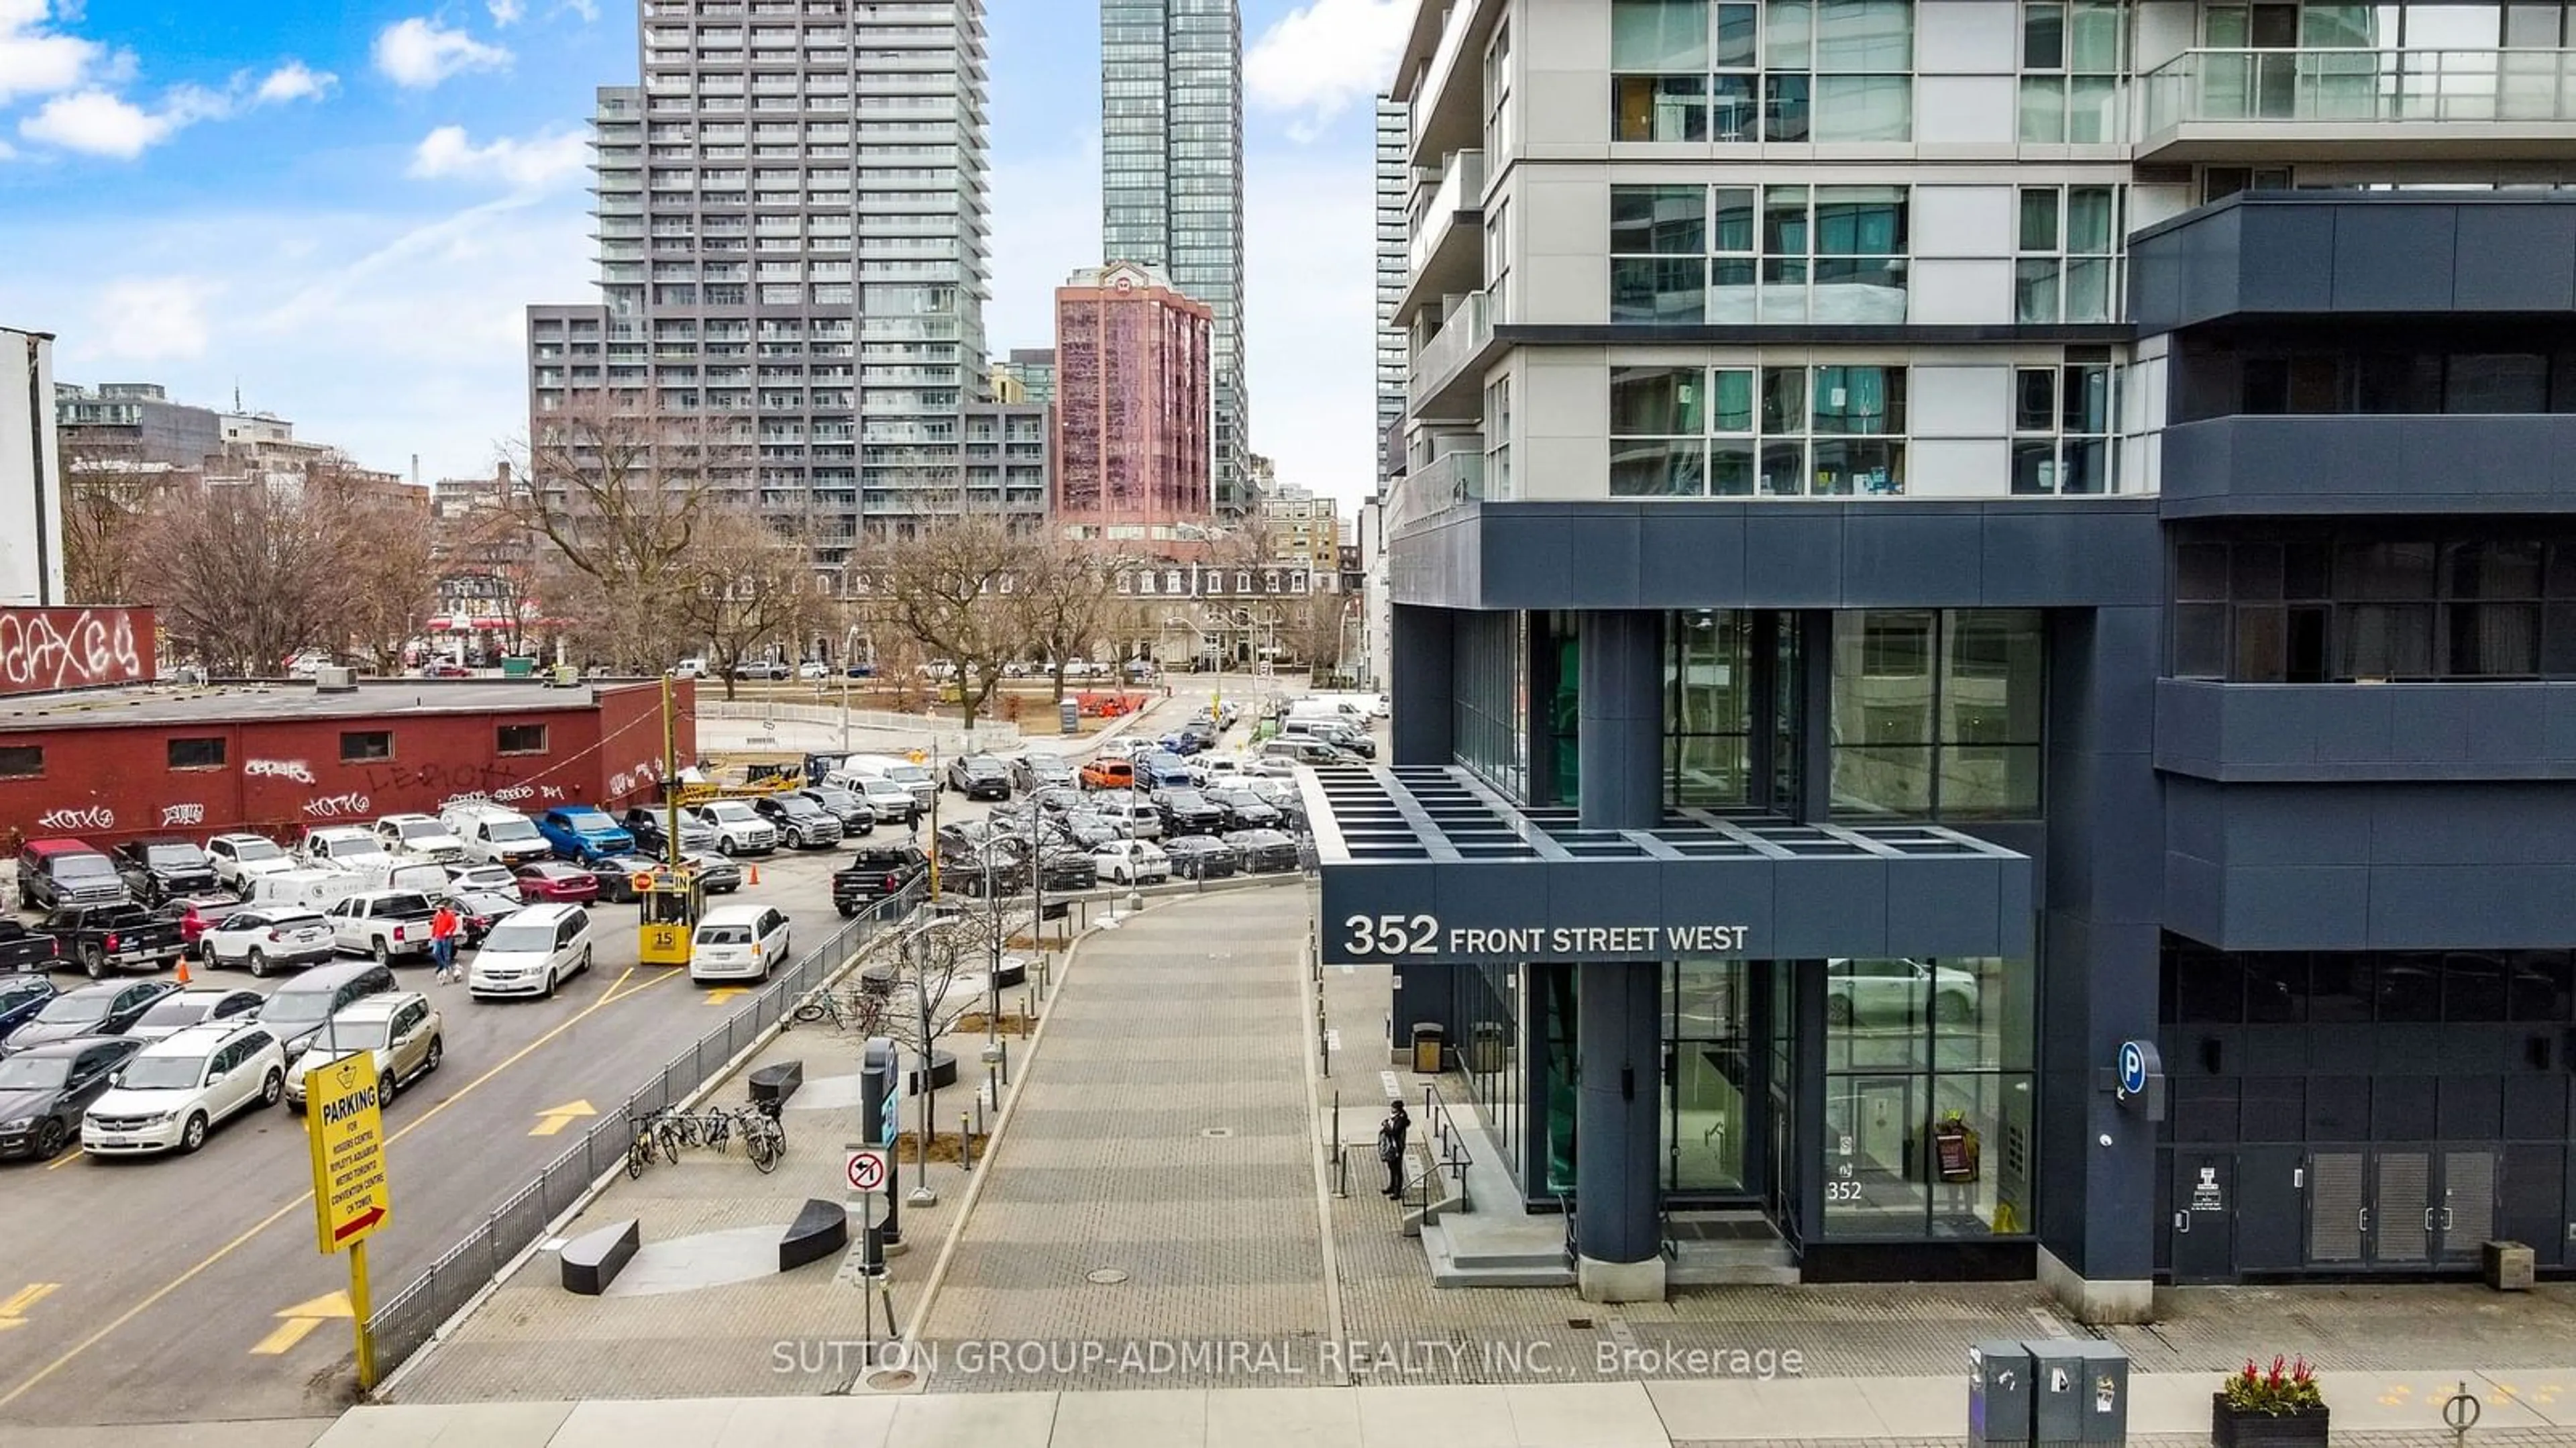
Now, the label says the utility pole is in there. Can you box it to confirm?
[661,672,682,873]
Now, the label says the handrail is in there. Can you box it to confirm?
[2143,46,2576,134]
[1559,1190,1578,1267]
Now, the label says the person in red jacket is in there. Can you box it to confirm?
[429,902,462,984]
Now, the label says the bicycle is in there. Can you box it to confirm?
[792,986,887,1035]
[655,1108,696,1161]
[625,1116,659,1179]
[699,1106,732,1155]
[737,1106,786,1174]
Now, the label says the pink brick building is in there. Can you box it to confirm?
[1053,263,1213,537]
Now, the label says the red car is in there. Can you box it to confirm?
[513,861,600,906]
[166,897,250,961]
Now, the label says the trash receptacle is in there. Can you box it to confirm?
[2070,1340,2128,1445]
[1059,699,1079,736]
[1410,1023,1445,1074]
[1968,1340,2033,1446]
[2025,1339,2085,1447]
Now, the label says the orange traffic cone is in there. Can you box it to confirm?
[174,953,193,986]
[747,863,761,887]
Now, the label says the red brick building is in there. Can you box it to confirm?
[0,676,694,850]
[1053,262,1213,538]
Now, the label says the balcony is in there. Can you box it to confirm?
[1407,291,1495,419]
[1386,449,1486,535]
[2160,414,2576,519]
[1400,0,1498,168]
[1399,149,1484,327]
[2139,47,2576,162]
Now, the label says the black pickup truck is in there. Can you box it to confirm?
[0,919,60,974]
[831,844,930,918]
[40,903,189,980]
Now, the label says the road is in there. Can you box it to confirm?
[0,676,1267,1429]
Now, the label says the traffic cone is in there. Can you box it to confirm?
[748,863,761,887]
[174,953,192,986]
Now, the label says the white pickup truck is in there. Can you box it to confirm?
[323,889,440,965]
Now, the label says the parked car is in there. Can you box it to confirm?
[731,659,792,680]
[40,903,189,980]
[1031,846,1097,891]
[1258,739,1347,767]
[15,839,129,912]
[513,862,600,907]
[688,903,792,983]
[199,906,336,977]
[681,851,744,894]
[1091,839,1170,886]
[262,962,398,1059]
[81,1019,285,1156]
[1056,811,1122,851]
[1010,753,1078,792]
[0,974,58,1039]
[848,774,921,827]
[0,920,60,974]
[577,854,665,904]
[113,839,222,906]
[0,1036,140,1160]
[2,979,178,1054]
[1163,835,1238,880]
[1304,720,1378,760]
[1203,786,1283,832]
[790,785,876,837]
[282,992,443,1112]
[944,754,1012,800]
[297,825,392,874]
[753,793,843,849]
[373,814,470,866]
[1223,828,1302,874]
[621,806,717,858]
[445,862,519,893]
[1132,749,1199,790]
[439,804,554,867]
[1028,784,1087,818]
[534,805,636,865]
[165,896,253,961]
[205,833,295,895]
[795,660,830,680]
[468,904,594,999]
[1079,757,1136,791]
[1101,796,1164,841]
[323,890,439,964]
[125,986,265,1043]
[940,839,1028,895]
[832,844,930,917]
[686,799,778,856]
[1825,958,1982,1027]
[1152,787,1229,837]
[436,888,521,946]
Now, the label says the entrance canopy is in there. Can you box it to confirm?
[1303,766,2031,967]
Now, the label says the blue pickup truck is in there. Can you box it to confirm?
[535,805,637,864]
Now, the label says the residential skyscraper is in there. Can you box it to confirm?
[1100,0,1248,516]
[1374,95,1409,484]
[1053,262,1212,537]
[527,0,1023,569]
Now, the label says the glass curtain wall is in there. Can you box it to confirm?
[1454,610,1530,799]
[1821,955,2037,1237]
[1668,609,1754,806]
[1830,609,2045,820]
[1454,961,1523,1180]
[1666,957,1754,1193]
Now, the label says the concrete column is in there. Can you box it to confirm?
[1574,959,1666,1302]
[1576,610,1663,832]
[1388,605,1454,768]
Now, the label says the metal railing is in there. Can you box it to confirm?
[2143,46,2576,136]
[696,700,1022,754]
[1401,1081,1474,1218]
[366,878,928,1374]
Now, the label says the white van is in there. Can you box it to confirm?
[834,754,935,813]
[439,804,553,866]
[249,868,373,913]
[469,903,595,1000]
[687,903,792,982]
[297,826,391,873]
[1307,690,1389,719]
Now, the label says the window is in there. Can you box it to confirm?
[497,725,549,756]
[2013,187,2120,323]
[340,731,394,764]
[1612,183,1908,326]
[1832,609,2043,819]
[1666,610,1753,805]
[1823,955,2036,1240]
[2019,0,2121,142]
[0,745,40,779]
[1613,0,1915,142]
[166,737,227,770]
[2010,362,2115,494]
[1611,364,1907,498]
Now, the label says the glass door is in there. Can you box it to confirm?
[1665,958,1753,1194]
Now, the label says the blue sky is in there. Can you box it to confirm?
[0,0,1407,503]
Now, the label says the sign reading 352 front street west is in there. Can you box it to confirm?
[305,1053,391,1255]
[1340,913,1750,964]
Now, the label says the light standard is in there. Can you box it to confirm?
[838,623,865,754]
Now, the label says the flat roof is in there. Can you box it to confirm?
[0,679,639,733]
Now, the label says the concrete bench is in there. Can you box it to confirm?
[560,1219,640,1295]
[748,1059,803,1114]
[779,1198,847,1272]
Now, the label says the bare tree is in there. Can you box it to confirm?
[1275,588,1350,671]
[308,463,440,673]
[146,482,347,676]
[670,507,835,700]
[56,464,177,607]
[860,515,1029,727]
[1014,538,1127,703]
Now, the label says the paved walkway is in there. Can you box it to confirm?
[908,886,1333,1392]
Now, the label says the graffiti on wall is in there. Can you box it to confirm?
[608,760,665,799]
[301,792,370,819]
[359,761,525,798]
[244,758,318,786]
[159,803,205,827]
[36,805,115,831]
[0,608,150,696]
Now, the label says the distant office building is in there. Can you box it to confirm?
[987,364,1027,403]
[998,347,1057,406]
[1263,482,1340,574]
[1054,262,1212,537]
[1101,0,1248,514]
[1,327,64,606]
[54,382,223,470]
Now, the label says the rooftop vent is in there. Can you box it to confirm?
[314,666,358,693]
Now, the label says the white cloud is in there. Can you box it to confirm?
[407,124,588,194]
[0,0,105,104]
[559,0,600,20]
[253,59,335,105]
[19,88,169,156]
[487,0,525,24]
[1246,0,1407,138]
[372,17,511,90]
[87,276,218,360]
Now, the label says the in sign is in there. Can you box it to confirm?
[845,1146,890,1195]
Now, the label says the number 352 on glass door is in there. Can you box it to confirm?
[1338,915,1749,960]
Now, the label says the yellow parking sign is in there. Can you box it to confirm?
[305,1052,390,1255]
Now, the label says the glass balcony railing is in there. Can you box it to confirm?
[1387,449,1487,535]
[1407,148,1484,278]
[1407,291,1491,411]
[2144,47,2576,135]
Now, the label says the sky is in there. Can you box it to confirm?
[0,0,1412,505]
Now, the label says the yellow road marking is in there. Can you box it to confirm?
[42,1148,83,1172]
[702,986,748,1006]
[529,1100,596,1137]
[249,1291,351,1356]
[0,966,671,1410]
[0,1283,59,1329]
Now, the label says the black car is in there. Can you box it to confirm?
[622,807,716,857]
[1057,811,1121,850]
[0,975,58,1039]
[1163,835,1238,880]
[683,851,745,894]
[113,839,222,906]
[1203,786,1283,831]
[942,840,1030,895]
[584,854,671,903]
[1244,778,1309,831]
[1034,846,1097,891]
[945,754,1012,800]
[832,844,930,917]
[1010,754,1077,792]
[753,793,843,849]
[1,979,177,1053]
[0,1037,141,1160]
[1224,829,1302,874]
[439,888,525,945]
[1030,784,1086,817]
[792,785,877,837]
[1152,787,1228,836]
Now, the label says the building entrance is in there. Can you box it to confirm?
[1661,958,1764,1198]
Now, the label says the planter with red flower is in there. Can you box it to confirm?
[2212,1355,2329,1447]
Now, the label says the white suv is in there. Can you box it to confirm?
[205,833,294,894]
[298,826,391,873]
[373,814,468,866]
[469,904,595,1000]
[688,904,792,983]
[686,799,777,856]
[81,1020,286,1156]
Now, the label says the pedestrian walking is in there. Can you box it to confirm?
[1377,1098,1411,1199]
[429,902,461,983]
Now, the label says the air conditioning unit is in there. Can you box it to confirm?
[314,666,358,693]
